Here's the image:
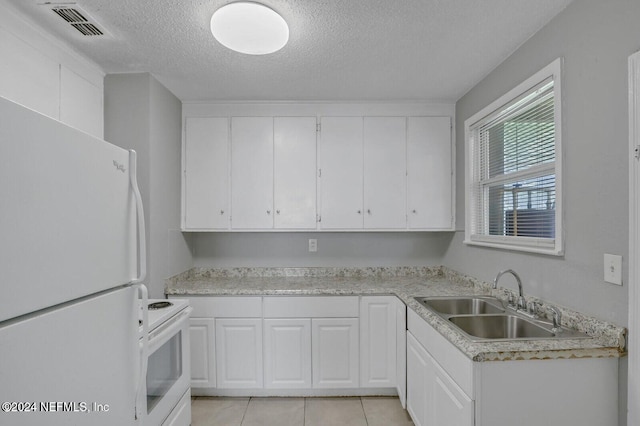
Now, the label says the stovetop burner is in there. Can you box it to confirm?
[148,301,173,310]
[140,299,189,332]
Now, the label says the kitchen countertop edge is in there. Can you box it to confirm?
[165,266,627,362]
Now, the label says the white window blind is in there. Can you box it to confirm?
[465,59,562,255]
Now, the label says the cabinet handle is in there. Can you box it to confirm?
[357,210,362,214]
[367,209,371,215]
[412,209,417,214]
[276,210,280,215]
[220,210,225,215]
[267,210,271,215]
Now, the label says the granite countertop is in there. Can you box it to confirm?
[165,266,627,362]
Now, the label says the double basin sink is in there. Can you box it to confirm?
[415,296,589,341]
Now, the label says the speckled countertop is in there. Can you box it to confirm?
[165,266,627,362]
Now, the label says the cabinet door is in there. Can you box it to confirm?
[319,117,363,229]
[363,117,407,229]
[215,318,263,388]
[407,333,428,426]
[274,117,317,229]
[183,117,229,230]
[396,299,407,408]
[312,318,359,388]
[0,27,59,120]
[407,117,453,229]
[429,358,473,426]
[231,117,274,229]
[189,318,216,388]
[360,296,397,387]
[264,319,312,389]
[408,331,473,426]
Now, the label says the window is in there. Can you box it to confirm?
[465,59,563,255]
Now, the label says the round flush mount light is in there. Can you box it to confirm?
[210,2,289,55]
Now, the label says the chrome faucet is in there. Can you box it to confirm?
[549,305,563,333]
[493,269,526,310]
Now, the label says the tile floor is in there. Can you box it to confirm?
[191,396,414,426]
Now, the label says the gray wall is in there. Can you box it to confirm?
[193,232,453,267]
[444,1,640,423]
[447,0,639,327]
[105,73,192,298]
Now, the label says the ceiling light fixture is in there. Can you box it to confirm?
[210,2,289,55]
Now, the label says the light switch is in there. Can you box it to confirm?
[603,254,622,285]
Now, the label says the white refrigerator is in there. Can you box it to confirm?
[0,96,148,425]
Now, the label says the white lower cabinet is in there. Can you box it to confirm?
[407,332,473,426]
[395,299,407,408]
[312,318,360,388]
[431,362,473,426]
[215,318,263,389]
[188,318,216,388]
[406,309,618,426]
[263,318,312,389]
[360,296,397,387]
[263,296,361,390]
[406,333,429,426]
[176,295,404,395]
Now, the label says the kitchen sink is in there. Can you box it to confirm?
[414,296,590,341]
[449,314,555,340]
[415,296,505,315]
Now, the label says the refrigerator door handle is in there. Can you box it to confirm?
[135,283,149,421]
[128,150,147,284]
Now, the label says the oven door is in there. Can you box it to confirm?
[142,307,192,426]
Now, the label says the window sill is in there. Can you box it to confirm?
[463,236,564,257]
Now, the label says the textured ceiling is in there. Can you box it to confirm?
[7,0,573,102]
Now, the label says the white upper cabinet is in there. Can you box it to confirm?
[0,27,59,120]
[274,117,317,229]
[319,117,364,229]
[0,9,105,138]
[231,117,274,229]
[181,104,454,232]
[407,117,453,229]
[183,117,229,230]
[363,117,407,229]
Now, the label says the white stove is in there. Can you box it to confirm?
[139,298,189,332]
[138,297,192,426]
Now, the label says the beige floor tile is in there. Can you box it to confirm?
[304,397,367,426]
[361,397,414,426]
[191,397,249,426]
[241,397,304,426]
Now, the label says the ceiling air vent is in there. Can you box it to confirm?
[46,4,106,36]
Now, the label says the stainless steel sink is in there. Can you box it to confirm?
[449,314,555,339]
[415,296,505,315]
[414,296,590,341]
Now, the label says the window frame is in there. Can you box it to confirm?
[464,58,563,256]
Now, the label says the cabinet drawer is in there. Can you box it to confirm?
[173,296,262,318]
[263,296,359,318]
[408,309,473,397]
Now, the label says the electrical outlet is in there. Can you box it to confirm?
[603,254,622,285]
[308,239,317,253]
